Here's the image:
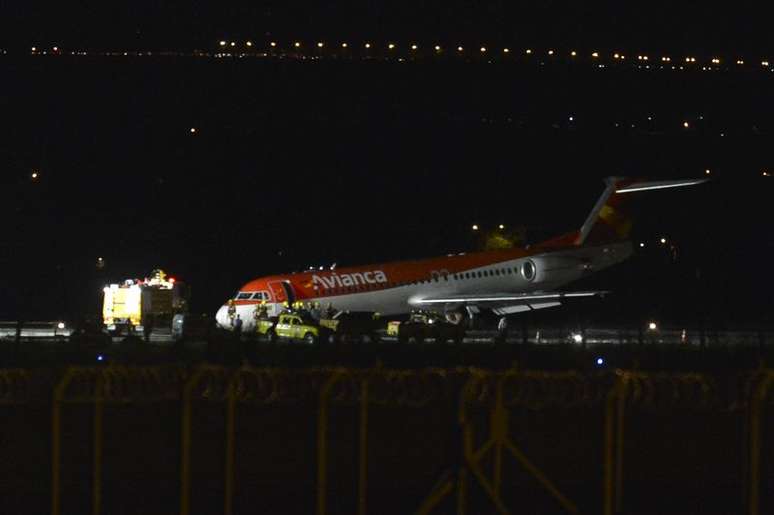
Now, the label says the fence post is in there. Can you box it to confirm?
[358,376,369,515]
[614,375,629,514]
[317,371,342,515]
[92,374,104,515]
[180,367,207,515]
[604,375,620,515]
[51,368,75,515]
[224,369,240,515]
[749,372,773,515]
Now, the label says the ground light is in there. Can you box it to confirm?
[648,321,658,331]
[596,357,605,366]
[97,355,104,362]
[571,333,583,344]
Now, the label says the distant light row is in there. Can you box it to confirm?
[217,40,774,66]
[14,45,774,69]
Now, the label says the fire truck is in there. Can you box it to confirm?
[102,269,189,336]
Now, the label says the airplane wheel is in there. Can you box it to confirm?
[304,332,318,345]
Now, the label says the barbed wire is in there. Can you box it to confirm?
[1,365,769,410]
[58,365,187,403]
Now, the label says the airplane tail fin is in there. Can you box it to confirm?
[574,177,707,246]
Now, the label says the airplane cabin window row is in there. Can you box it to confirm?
[452,267,515,281]
[307,265,517,297]
[236,266,519,301]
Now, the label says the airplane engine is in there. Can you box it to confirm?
[523,256,589,285]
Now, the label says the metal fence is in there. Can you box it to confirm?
[0,365,771,515]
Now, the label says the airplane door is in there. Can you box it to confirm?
[268,281,287,303]
[267,281,292,302]
[282,282,297,305]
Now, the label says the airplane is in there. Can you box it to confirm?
[215,177,706,331]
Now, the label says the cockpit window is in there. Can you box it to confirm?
[251,291,269,300]
[236,292,253,300]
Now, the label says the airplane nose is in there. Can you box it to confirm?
[215,305,231,330]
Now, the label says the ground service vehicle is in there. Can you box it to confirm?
[254,317,277,338]
[319,311,386,343]
[102,269,188,336]
[390,310,466,344]
[269,313,326,344]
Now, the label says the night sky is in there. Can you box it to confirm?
[1,3,772,325]
[3,3,774,54]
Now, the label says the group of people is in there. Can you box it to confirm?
[223,298,339,338]
[282,300,336,321]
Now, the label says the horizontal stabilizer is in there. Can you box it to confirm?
[615,178,708,194]
[576,176,708,246]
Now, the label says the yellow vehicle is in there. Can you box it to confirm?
[255,318,276,337]
[102,269,188,336]
[269,313,323,344]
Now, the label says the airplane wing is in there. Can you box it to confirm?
[411,291,608,315]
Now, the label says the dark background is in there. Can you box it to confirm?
[0,3,772,325]
[2,2,774,55]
